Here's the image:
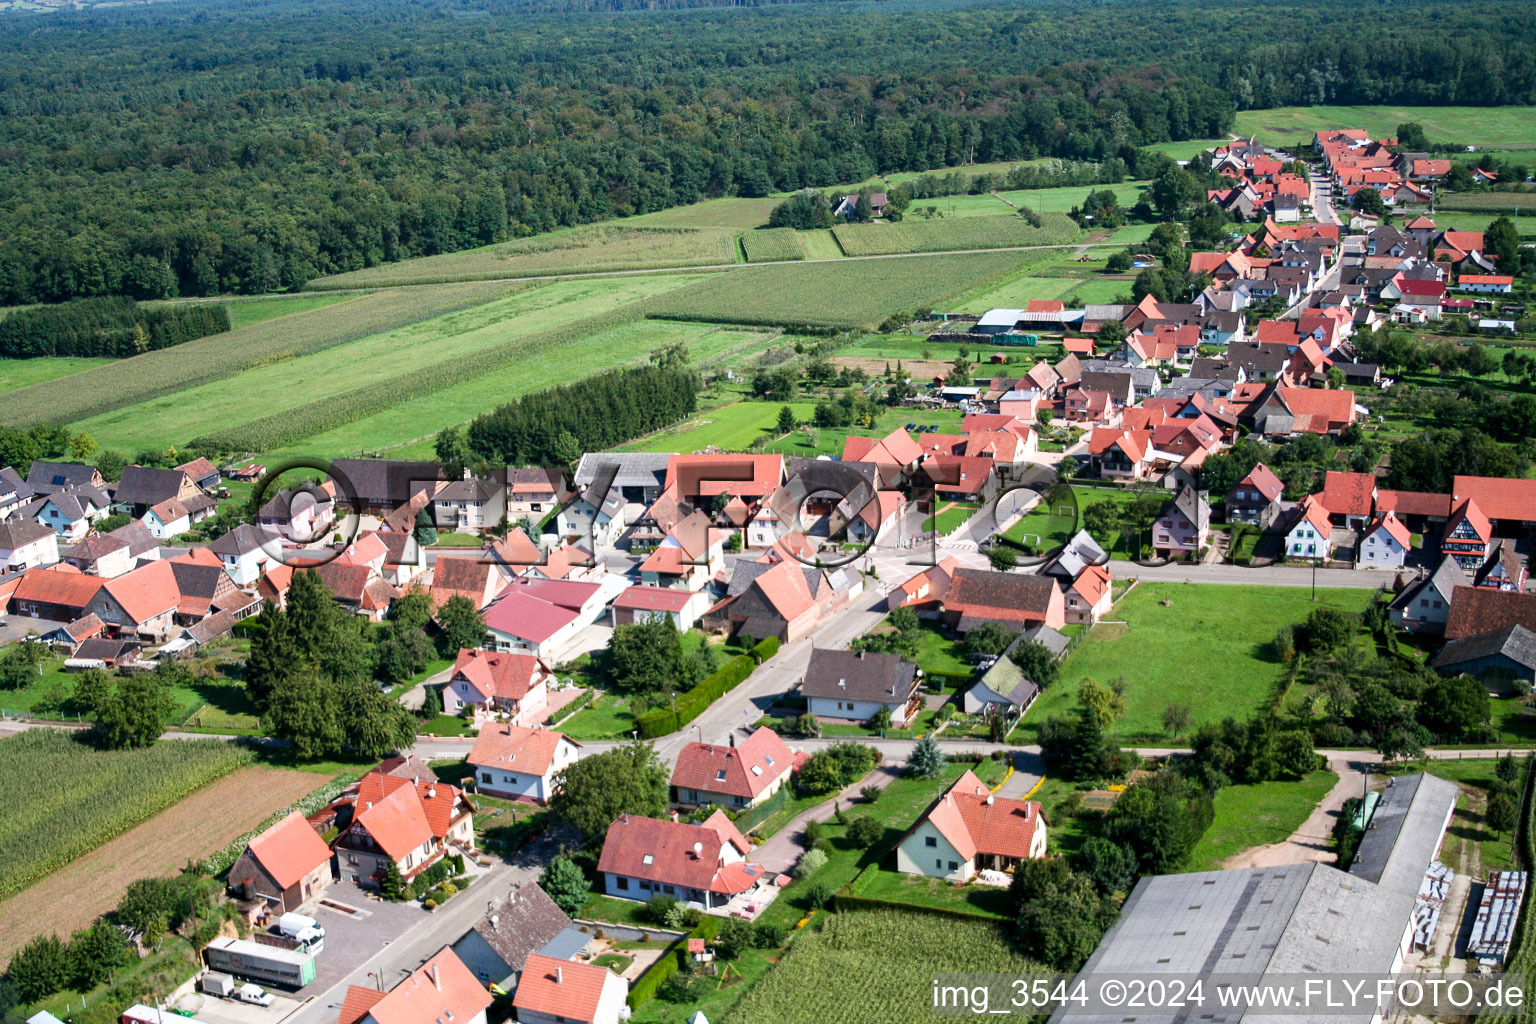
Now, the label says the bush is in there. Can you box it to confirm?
[811,836,834,855]
[797,847,829,876]
[660,970,704,1003]
[803,879,835,909]
[641,893,680,925]
[860,784,882,804]
[751,636,781,663]
[845,814,885,848]
[664,902,701,930]
[803,819,824,844]
[636,654,758,738]
[754,921,788,948]
[714,916,756,959]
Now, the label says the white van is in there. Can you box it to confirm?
[277,911,325,954]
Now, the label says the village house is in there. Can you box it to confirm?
[9,566,106,622]
[943,568,1066,633]
[513,955,629,1024]
[670,726,794,809]
[25,460,104,495]
[208,523,274,587]
[175,457,222,492]
[334,772,475,887]
[1445,586,1536,641]
[466,722,581,803]
[1359,510,1412,569]
[1151,485,1211,560]
[1062,563,1114,625]
[1284,495,1333,561]
[0,466,33,521]
[442,648,553,725]
[337,948,492,1024]
[610,584,710,632]
[1442,498,1494,571]
[114,465,211,520]
[1224,463,1285,528]
[85,558,182,640]
[257,484,336,542]
[1432,624,1536,694]
[639,509,726,590]
[961,656,1039,719]
[227,810,334,914]
[450,883,578,991]
[1087,428,1154,482]
[895,770,1047,882]
[1475,541,1528,592]
[887,556,962,612]
[801,647,921,726]
[482,577,608,659]
[329,459,447,516]
[29,485,111,541]
[432,472,507,532]
[1389,556,1467,634]
[0,519,58,573]
[429,555,506,611]
[506,467,566,522]
[597,810,773,916]
[1451,476,1536,536]
[1320,470,1378,529]
[704,554,861,643]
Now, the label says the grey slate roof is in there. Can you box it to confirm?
[113,466,189,507]
[0,466,34,504]
[572,453,670,492]
[801,648,919,704]
[466,883,573,975]
[1433,623,1536,673]
[108,520,160,559]
[329,458,445,504]
[26,461,99,494]
[1348,772,1458,896]
[0,519,54,549]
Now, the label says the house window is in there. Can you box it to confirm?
[616,877,629,890]
[480,772,492,783]
[925,836,937,847]
[935,859,943,869]
[949,861,959,871]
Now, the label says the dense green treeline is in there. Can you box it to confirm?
[0,298,230,359]
[0,0,1532,305]
[463,349,701,466]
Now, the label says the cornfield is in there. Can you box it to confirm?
[648,251,1029,330]
[309,225,740,288]
[0,730,250,901]
[725,910,1043,1024]
[832,212,1081,257]
[0,280,523,428]
[741,228,805,262]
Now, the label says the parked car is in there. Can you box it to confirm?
[237,983,275,1007]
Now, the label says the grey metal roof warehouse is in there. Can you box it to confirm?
[1050,772,1457,1024]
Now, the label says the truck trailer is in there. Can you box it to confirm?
[205,936,316,989]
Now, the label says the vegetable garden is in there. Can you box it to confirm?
[0,730,250,901]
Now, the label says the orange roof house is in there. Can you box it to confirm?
[896,769,1047,880]
[340,948,491,1024]
[670,726,794,807]
[514,954,628,1024]
[466,722,581,802]
[229,810,335,913]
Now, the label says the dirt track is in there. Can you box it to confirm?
[0,766,328,964]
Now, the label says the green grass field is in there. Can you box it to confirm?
[626,196,782,230]
[1060,277,1134,305]
[1018,584,1379,743]
[1233,105,1536,150]
[1185,769,1338,871]
[3,282,520,429]
[797,229,845,260]
[763,405,966,458]
[1001,485,1138,555]
[995,182,1149,214]
[1140,138,1227,161]
[616,399,816,453]
[0,356,114,395]
[75,274,706,452]
[903,193,1018,218]
[215,293,357,330]
[311,225,739,288]
[268,316,771,462]
[831,212,1081,257]
[1103,221,1159,245]
[956,275,1080,313]
[649,250,1031,330]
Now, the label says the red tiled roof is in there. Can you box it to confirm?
[1366,510,1412,548]
[597,810,755,894]
[1445,586,1536,640]
[1374,489,1451,518]
[1459,275,1514,286]
[337,986,387,1024]
[13,567,106,610]
[1277,387,1356,432]
[451,648,549,702]
[467,722,577,778]
[671,726,793,800]
[666,454,783,499]
[1445,497,1493,545]
[515,955,618,1024]
[365,948,492,1024]
[354,771,466,843]
[1321,471,1377,517]
[919,770,1045,861]
[1292,495,1332,536]
[945,568,1058,623]
[1452,476,1536,524]
[1070,563,1113,607]
[751,558,818,621]
[483,590,581,644]
[1238,463,1284,502]
[102,559,180,624]
[614,585,697,613]
[245,810,332,891]
[351,782,434,861]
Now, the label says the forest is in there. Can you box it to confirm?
[0,299,229,359]
[0,0,1533,304]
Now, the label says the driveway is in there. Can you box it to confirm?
[751,765,902,874]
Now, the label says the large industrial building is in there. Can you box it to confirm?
[1051,772,1459,1024]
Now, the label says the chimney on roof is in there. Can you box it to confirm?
[431,963,441,991]
[670,810,680,823]
[729,733,735,748]
[556,966,563,985]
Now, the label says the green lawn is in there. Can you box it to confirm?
[1140,138,1227,161]
[1184,769,1338,872]
[216,292,357,330]
[852,869,1014,919]
[1102,221,1159,245]
[618,400,817,453]
[763,405,964,459]
[1018,584,1379,743]
[1408,759,1518,874]
[431,532,484,547]
[418,714,476,736]
[995,182,1149,214]
[797,229,845,260]
[1233,105,1536,150]
[0,657,238,728]
[954,275,1079,314]
[1058,277,1134,305]
[1001,485,1138,556]
[558,691,643,741]
[0,356,115,394]
[903,193,1018,218]
[924,501,979,535]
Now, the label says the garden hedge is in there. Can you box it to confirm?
[636,655,757,738]
[751,636,780,664]
[627,916,720,1008]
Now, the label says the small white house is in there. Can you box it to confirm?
[0,520,59,573]
[1284,497,1333,561]
[556,491,625,548]
[1359,510,1411,569]
[515,955,628,1024]
[208,524,274,586]
[467,723,581,803]
[895,770,1047,883]
[142,498,192,540]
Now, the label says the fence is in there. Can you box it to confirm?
[735,785,791,835]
